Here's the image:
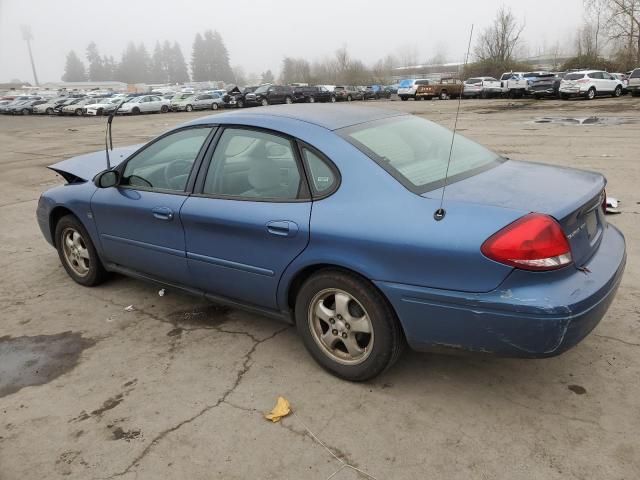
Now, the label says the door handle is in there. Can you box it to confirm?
[266,220,298,238]
[152,206,174,221]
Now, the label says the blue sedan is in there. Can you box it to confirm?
[37,105,626,380]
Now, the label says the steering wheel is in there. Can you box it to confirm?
[164,159,193,190]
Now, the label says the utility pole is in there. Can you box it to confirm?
[20,25,39,86]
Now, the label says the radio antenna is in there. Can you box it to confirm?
[434,24,474,222]
[104,99,124,170]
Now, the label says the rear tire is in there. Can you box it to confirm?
[237,99,244,108]
[211,102,219,110]
[132,107,140,115]
[55,215,107,287]
[586,88,596,100]
[308,96,315,103]
[261,98,269,106]
[46,107,54,115]
[400,96,408,101]
[285,96,293,104]
[347,95,352,102]
[439,91,448,100]
[75,108,83,116]
[161,105,169,113]
[295,269,404,381]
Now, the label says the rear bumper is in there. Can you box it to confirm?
[376,224,626,357]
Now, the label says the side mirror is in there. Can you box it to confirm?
[94,170,120,188]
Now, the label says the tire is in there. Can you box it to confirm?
[561,93,569,100]
[261,98,269,106]
[347,95,352,102]
[55,215,107,287]
[132,107,140,115]
[237,99,244,108]
[295,269,404,381]
[330,96,336,103]
[185,104,193,112]
[285,96,293,104]
[586,88,596,100]
[632,91,640,97]
[613,86,622,97]
[211,102,219,110]
[161,105,169,113]
[415,96,422,101]
[439,91,448,100]
[400,96,408,101]
[22,108,30,115]
[97,108,104,116]
[46,107,54,115]
[308,96,315,103]
[75,108,83,116]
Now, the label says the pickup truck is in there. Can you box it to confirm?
[415,78,464,100]
[500,72,529,97]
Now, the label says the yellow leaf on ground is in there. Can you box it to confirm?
[264,396,291,422]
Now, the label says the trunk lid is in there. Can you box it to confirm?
[425,160,606,267]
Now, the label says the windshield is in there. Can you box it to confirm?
[340,116,502,193]
[254,85,270,94]
[399,79,414,88]
[565,73,585,80]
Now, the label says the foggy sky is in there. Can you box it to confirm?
[0,0,584,84]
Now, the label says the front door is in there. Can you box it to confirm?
[92,126,215,285]
[181,127,312,309]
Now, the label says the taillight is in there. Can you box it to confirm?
[481,213,572,271]
[601,189,607,213]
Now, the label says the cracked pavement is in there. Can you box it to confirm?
[1,98,639,479]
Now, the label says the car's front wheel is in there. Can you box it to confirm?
[295,270,404,381]
[185,104,193,112]
[586,87,596,100]
[211,102,219,110]
[613,86,622,97]
[161,105,169,113]
[55,215,107,287]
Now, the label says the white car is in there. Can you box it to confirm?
[462,77,503,98]
[559,70,623,100]
[397,79,431,101]
[84,98,124,116]
[60,97,103,116]
[628,68,640,97]
[117,95,170,114]
[33,97,68,115]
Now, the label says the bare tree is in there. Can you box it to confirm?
[475,6,525,63]
[586,0,640,66]
[576,22,600,57]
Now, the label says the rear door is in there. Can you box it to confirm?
[181,127,312,309]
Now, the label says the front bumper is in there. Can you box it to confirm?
[376,224,626,357]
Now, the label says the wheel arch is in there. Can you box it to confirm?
[49,206,75,247]
[282,263,405,337]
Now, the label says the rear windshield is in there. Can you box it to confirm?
[399,79,414,88]
[466,78,482,84]
[339,116,502,193]
[565,73,585,80]
[631,69,640,79]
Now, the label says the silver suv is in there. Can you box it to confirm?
[628,68,640,97]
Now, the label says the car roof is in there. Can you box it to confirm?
[188,104,408,131]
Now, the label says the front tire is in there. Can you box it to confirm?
[261,98,269,106]
[308,96,315,103]
[55,215,107,287]
[185,104,193,112]
[285,96,293,104]
[211,102,219,110]
[295,269,404,381]
[613,86,622,97]
[75,108,83,116]
[586,88,596,100]
[161,105,169,113]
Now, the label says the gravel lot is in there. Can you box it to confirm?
[1,97,638,480]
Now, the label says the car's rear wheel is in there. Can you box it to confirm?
[308,96,315,103]
[132,107,140,115]
[613,86,622,97]
[75,108,83,116]
[261,98,269,106]
[330,95,336,103]
[211,102,219,110]
[285,96,293,104]
[237,99,244,108]
[97,108,104,116]
[439,91,448,100]
[347,95,352,102]
[55,215,107,287]
[586,87,596,100]
[295,270,404,381]
[161,105,169,113]
[46,107,54,115]
[22,108,30,115]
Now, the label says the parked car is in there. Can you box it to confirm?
[462,77,502,98]
[38,104,626,381]
[523,71,561,99]
[397,79,431,100]
[221,86,257,108]
[0,96,37,113]
[415,78,464,100]
[174,93,224,111]
[627,68,640,96]
[499,72,529,97]
[367,85,392,99]
[33,98,68,115]
[118,95,170,114]
[293,86,336,103]
[610,72,630,93]
[334,86,364,101]
[54,98,84,115]
[245,85,295,106]
[559,70,623,100]
[9,99,48,115]
[84,98,124,116]
[61,97,103,116]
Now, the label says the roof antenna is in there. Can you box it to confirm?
[434,24,474,222]
[104,99,125,169]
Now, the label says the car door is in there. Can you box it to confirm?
[91,126,215,285]
[602,72,616,92]
[180,127,312,309]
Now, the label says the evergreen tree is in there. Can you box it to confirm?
[62,51,87,82]
[191,33,207,81]
[117,42,150,84]
[150,42,166,83]
[207,30,234,82]
[103,55,117,81]
[86,42,105,81]
[261,70,275,84]
[137,43,151,83]
[169,42,189,84]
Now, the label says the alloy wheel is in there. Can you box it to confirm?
[61,227,90,277]
[308,288,374,365]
